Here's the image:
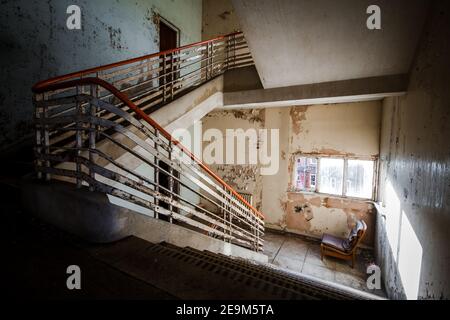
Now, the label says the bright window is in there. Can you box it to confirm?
[318,158,344,195]
[293,155,376,199]
[346,159,374,199]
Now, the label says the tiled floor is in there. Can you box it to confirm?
[263,231,386,298]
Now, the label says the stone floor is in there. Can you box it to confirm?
[263,231,386,298]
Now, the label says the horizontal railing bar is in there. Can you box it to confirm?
[36,78,264,221]
[32,32,243,92]
[33,31,264,251]
[96,130,262,229]
[37,164,253,244]
[42,121,263,233]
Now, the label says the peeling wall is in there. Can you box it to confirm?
[0,0,202,149]
[376,1,450,300]
[201,109,265,211]
[289,102,381,157]
[202,101,381,247]
[263,102,380,247]
[279,193,375,247]
[202,0,241,40]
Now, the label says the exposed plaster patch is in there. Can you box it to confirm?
[290,106,308,135]
[274,192,375,246]
[231,109,265,123]
[300,148,357,157]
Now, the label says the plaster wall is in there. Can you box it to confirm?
[232,0,429,88]
[0,0,202,148]
[202,102,381,247]
[202,0,240,40]
[375,1,450,300]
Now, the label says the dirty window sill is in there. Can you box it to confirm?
[287,190,375,203]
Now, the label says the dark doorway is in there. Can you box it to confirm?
[159,19,178,52]
[159,19,179,87]
[157,18,180,222]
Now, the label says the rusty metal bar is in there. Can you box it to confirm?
[32,32,263,251]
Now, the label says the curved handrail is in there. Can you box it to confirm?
[32,31,243,92]
[33,76,265,220]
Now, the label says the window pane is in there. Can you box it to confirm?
[318,158,344,195]
[294,157,317,191]
[346,160,374,199]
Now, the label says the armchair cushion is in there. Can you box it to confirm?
[322,220,367,253]
[321,233,346,252]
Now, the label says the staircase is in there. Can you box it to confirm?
[30,32,264,254]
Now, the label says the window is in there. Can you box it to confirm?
[319,158,344,195]
[294,157,317,192]
[346,159,374,199]
[293,155,375,199]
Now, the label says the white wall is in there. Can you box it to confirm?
[376,1,450,299]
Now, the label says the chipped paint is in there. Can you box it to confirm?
[289,106,308,135]
[202,0,241,40]
[202,109,265,211]
[0,0,202,149]
[258,102,381,248]
[375,2,450,299]
[205,102,381,248]
[281,192,375,246]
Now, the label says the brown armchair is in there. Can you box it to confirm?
[320,220,367,268]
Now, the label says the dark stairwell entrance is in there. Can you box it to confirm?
[157,18,180,222]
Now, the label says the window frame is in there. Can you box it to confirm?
[291,154,378,200]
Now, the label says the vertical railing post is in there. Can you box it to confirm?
[256,216,261,252]
[205,42,209,81]
[168,140,174,224]
[75,85,83,188]
[94,72,101,141]
[34,93,43,180]
[154,131,160,219]
[170,51,175,101]
[227,188,233,243]
[43,95,50,181]
[225,36,230,71]
[88,84,97,191]
[253,213,258,251]
[210,41,214,77]
[233,34,237,69]
[162,53,167,103]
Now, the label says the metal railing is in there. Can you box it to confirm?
[32,32,264,251]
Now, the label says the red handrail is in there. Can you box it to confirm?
[33,76,265,220]
[32,31,243,92]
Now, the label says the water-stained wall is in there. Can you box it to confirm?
[201,109,265,211]
[0,0,202,149]
[202,0,241,40]
[376,1,450,300]
[263,102,381,247]
[202,101,381,247]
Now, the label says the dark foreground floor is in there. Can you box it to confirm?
[2,179,380,300]
[2,181,176,300]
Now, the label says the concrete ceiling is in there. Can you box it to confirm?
[232,0,429,89]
